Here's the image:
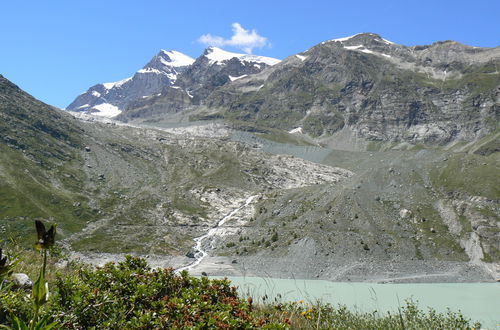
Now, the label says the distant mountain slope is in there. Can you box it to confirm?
[203,33,499,145]
[1,75,499,281]
[109,33,499,146]
[116,47,281,121]
[67,47,281,120]
[66,50,195,117]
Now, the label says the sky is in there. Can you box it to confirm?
[1,0,499,109]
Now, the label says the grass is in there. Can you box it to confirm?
[430,152,500,200]
[0,145,93,245]
[255,299,481,330]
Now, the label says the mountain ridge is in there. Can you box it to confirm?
[66,33,499,147]
[66,32,497,148]
[66,47,281,118]
[197,33,499,146]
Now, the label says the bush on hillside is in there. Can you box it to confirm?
[48,256,284,329]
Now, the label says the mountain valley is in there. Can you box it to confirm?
[1,33,499,283]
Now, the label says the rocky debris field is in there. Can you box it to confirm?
[59,118,500,283]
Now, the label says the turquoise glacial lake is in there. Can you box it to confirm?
[218,277,500,328]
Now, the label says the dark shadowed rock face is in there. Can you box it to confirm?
[66,50,195,116]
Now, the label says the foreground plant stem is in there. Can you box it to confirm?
[30,249,47,330]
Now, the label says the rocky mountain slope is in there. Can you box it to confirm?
[116,47,281,121]
[66,50,195,116]
[66,47,281,120]
[1,75,353,261]
[119,33,499,148]
[204,33,499,146]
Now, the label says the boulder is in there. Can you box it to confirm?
[11,273,32,290]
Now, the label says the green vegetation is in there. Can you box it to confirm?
[1,253,483,329]
[0,138,92,247]
[0,254,484,330]
[430,152,500,200]
[302,111,344,137]
[0,222,483,329]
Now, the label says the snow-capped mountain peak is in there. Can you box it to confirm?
[67,47,279,118]
[325,33,395,46]
[158,50,195,67]
[67,49,195,118]
[204,47,280,66]
[142,50,194,73]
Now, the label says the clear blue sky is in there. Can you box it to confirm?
[1,0,499,108]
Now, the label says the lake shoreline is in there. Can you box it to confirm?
[69,252,499,283]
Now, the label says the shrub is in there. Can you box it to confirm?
[49,256,285,329]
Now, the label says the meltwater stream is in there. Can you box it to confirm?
[176,195,258,273]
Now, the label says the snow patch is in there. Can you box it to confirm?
[92,103,122,117]
[159,50,195,67]
[137,68,163,74]
[359,48,374,54]
[343,45,374,55]
[382,38,395,45]
[205,47,280,66]
[344,45,364,50]
[295,54,308,61]
[103,77,131,89]
[91,91,101,97]
[325,34,395,46]
[229,74,247,81]
[77,104,90,109]
[289,127,303,134]
[325,33,362,44]
[137,67,178,81]
[166,72,177,81]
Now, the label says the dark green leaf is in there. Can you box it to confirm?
[32,269,47,306]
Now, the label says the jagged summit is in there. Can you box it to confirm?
[143,50,195,72]
[66,47,280,118]
[66,50,194,117]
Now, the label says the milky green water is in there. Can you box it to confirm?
[219,277,500,328]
